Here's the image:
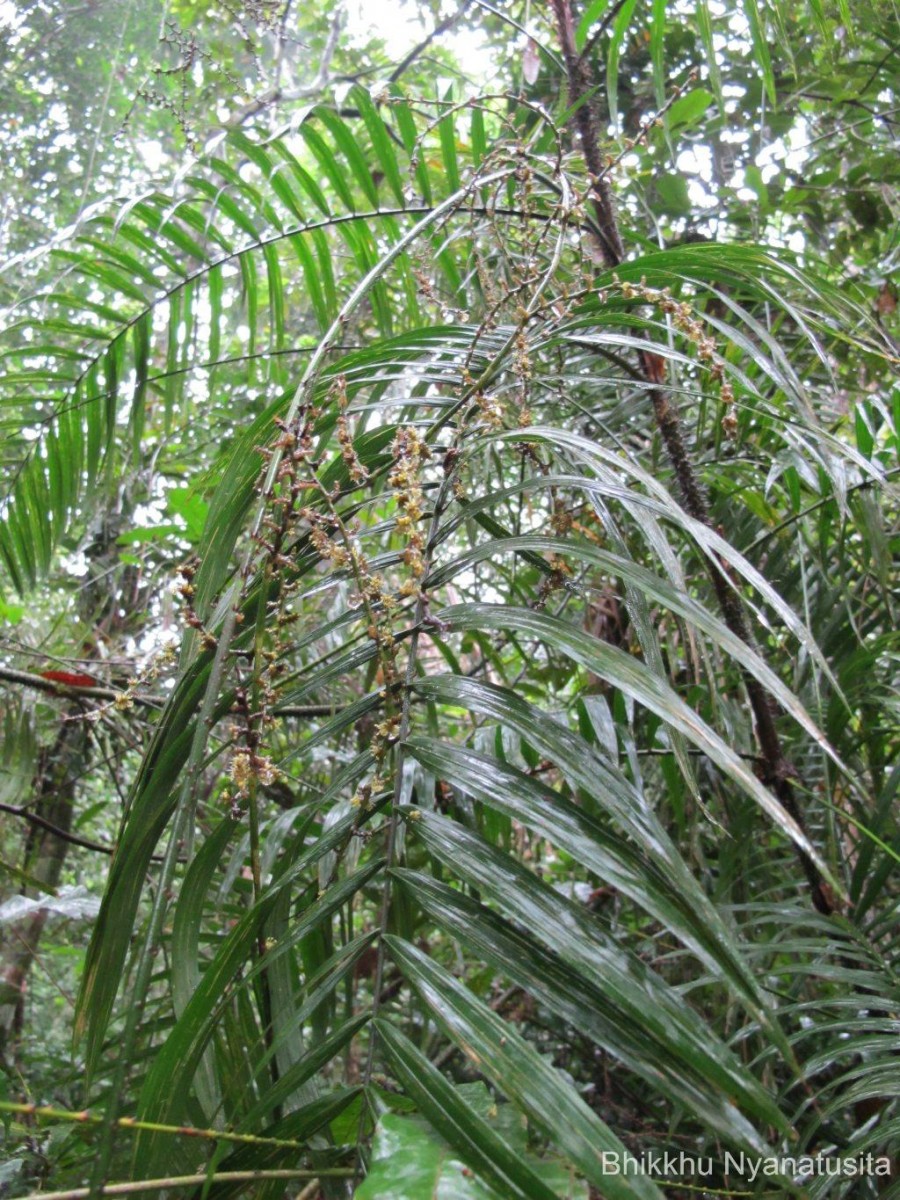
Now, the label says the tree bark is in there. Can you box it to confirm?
[0,717,88,1056]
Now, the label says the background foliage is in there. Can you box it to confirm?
[0,1,897,1197]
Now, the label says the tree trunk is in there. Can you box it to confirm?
[0,716,88,1058]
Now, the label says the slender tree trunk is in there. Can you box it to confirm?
[549,0,834,914]
[0,717,88,1055]
[0,505,146,1061]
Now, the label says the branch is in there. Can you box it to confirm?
[0,666,384,727]
[225,3,344,128]
[0,665,161,709]
[578,0,628,65]
[388,0,474,84]
[0,802,119,857]
[10,1174,342,1200]
[795,91,899,128]
[0,1100,346,1154]
[0,801,190,864]
[550,0,624,267]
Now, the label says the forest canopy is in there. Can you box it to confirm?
[0,1,897,1198]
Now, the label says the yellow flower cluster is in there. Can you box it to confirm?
[229,750,279,799]
[350,771,389,811]
[333,375,370,486]
[615,275,739,440]
[389,425,432,591]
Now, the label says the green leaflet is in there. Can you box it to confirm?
[401,810,785,1140]
[383,940,666,1199]
[431,604,844,898]
[374,1020,567,1200]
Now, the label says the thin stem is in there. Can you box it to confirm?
[0,665,162,709]
[0,802,139,860]
[15,1171,351,1200]
[748,466,900,551]
[0,1100,328,1152]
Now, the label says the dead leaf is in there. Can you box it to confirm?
[523,38,540,85]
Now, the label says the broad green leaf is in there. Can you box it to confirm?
[167,487,210,543]
[667,88,714,130]
[358,1112,503,1199]
[655,173,691,215]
